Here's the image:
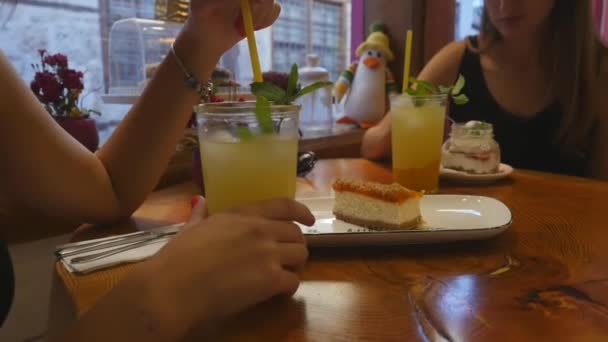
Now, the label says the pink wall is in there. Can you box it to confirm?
[351,0,365,61]
[602,0,608,38]
[594,0,608,39]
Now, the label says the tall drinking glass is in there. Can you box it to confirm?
[390,94,448,193]
[195,102,300,214]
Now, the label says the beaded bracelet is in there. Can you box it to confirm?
[170,43,213,101]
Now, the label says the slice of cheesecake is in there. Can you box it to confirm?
[332,179,423,231]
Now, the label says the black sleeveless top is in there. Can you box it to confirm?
[0,240,14,326]
[449,37,588,177]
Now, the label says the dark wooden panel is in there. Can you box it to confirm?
[424,0,456,63]
[363,0,426,87]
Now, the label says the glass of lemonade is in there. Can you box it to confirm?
[195,102,300,215]
[390,93,448,193]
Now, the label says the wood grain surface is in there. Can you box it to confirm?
[53,159,608,341]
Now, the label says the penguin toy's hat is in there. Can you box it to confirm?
[355,22,395,61]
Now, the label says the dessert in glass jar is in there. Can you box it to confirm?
[441,121,500,174]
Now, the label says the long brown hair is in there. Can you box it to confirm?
[480,0,606,155]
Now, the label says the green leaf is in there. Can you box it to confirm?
[251,82,288,102]
[452,74,466,95]
[414,86,428,96]
[413,97,427,107]
[404,87,417,96]
[405,86,426,98]
[287,64,299,97]
[290,81,333,102]
[452,94,469,105]
[406,75,468,106]
[237,127,254,140]
[409,77,437,94]
[438,85,452,94]
[255,96,274,134]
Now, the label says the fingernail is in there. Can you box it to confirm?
[191,196,201,208]
[235,14,246,38]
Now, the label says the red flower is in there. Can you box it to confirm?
[43,55,56,66]
[30,80,41,95]
[43,54,68,68]
[54,54,68,68]
[42,84,62,103]
[33,71,63,103]
[62,69,83,90]
[42,83,62,102]
[31,49,96,118]
[34,71,53,87]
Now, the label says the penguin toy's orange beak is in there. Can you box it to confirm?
[363,56,381,69]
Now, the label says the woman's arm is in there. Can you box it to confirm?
[360,113,393,160]
[361,40,467,160]
[55,197,314,341]
[0,0,280,223]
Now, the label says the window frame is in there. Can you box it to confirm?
[270,0,352,79]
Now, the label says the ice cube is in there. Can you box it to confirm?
[391,94,414,109]
[207,129,238,143]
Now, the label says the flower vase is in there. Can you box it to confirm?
[56,117,100,152]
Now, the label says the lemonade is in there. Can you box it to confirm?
[195,102,300,215]
[391,94,447,192]
[200,135,298,214]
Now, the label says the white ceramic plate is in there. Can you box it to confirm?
[440,163,514,183]
[298,195,512,247]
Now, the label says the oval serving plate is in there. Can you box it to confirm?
[440,163,514,184]
[297,195,512,247]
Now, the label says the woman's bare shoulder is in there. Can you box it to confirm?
[0,50,13,70]
[0,51,22,96]
[418,39,469,86]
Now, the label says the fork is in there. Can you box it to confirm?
[69,231,177,264]
[56,224,183,258]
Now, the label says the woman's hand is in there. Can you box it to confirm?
[59,197,314,341]
[183,0,281,56]
[145,197,315,336]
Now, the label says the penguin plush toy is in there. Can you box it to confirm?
[334,24,399,128]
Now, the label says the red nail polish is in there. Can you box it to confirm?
[191,196,201,207]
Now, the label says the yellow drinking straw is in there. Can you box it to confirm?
[402,30,413,93]
[241,0,263,83]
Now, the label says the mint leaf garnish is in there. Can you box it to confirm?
[237,126,254,140]
[409,77,436,94]
[291,81,333,103]
[249,63,334,135]
[250,82,287,103]
[287,64,298,98]
[252,63,333,105]
[452,74,466,95]
[405,74,469,107]
[255,96,274,134]
[452,94,469,105]
[438,85,452,94]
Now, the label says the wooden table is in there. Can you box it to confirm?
[49,159,608,341]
